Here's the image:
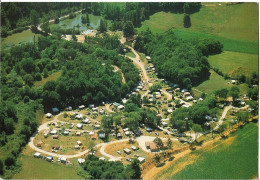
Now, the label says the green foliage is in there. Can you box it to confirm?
[149,83,162,92]
[215,88,228,99]
[135,30,211,89]
[183,14,191,28]
[81,155,141,179]
[30,10,40,27]
[123,21,135,38]
[237,111,250,123]
[154,137,163,149]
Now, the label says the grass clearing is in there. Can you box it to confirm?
[193,69,229,94]
[208,51,258,77]
[13,155,82,179]
[34,71,61,87]
[155,123,258,179]
[125,51,136,58]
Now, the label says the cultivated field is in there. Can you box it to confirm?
[208,51,259,77]
[154,122,258,179]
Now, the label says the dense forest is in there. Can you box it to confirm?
[0,31,139,178]
[134,29,223,89]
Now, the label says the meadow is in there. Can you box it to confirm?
[137,3,258,54]
[34,71,61,87]
[208,51,259,77]
[155,122,258,179]
[13,155,83,179]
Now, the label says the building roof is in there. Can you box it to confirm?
[92,133,97,139]
[52,107,59,112]
[52,144,60,150]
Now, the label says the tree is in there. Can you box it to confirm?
[86,13,90,25]
[237,111,250,123]
[215,88,228,99]
[153,153,160,166]
[183,14,191,28]
[99,19,107,33]
[167,138,173,150]
[149,83,162,92]
[4,118,15,135]
[54,17,60,24]
[229,86,240,103]
[130,159,141,179]
[88,140,96,155]
[23,74,34,87]
[192,123,202,140]
[154,137,163,150]
[30,10,40,27]
[0,159,3,175]
[210,121,217,138]
[43,68,48,78]
[123,21,135,38]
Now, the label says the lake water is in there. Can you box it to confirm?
[1,29,41,49]
[55,13,101,31]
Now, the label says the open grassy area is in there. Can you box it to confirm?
[192,69,230,94]
[13,155,82,179]
[137,3,258,54]
[34,71,61,87]
[208,51,258,77]
[125,51,136,58]
[155,122,258,179]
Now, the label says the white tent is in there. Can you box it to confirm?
[78,158,85,164]
[34,152,41,158]
[137,157,145,163]
[46,113,52,118]
[76,123,83,129]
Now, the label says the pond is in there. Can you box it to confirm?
[50,13,111,32]
[1,29,42,49]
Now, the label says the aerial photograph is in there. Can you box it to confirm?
[0,1,259,179]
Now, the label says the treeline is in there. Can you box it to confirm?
[1,2,82,37]
[79,155,141,179]
[134,29,223,89]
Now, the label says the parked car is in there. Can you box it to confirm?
[155,132,159,136]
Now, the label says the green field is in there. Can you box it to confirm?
[208,51,259,77]
[156,122,258,179]
[125,51,136,58]
[13,155,83,179]
[137,3,258,54]
[193,69,230,94]
[33,71,61,87]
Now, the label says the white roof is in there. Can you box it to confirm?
[64,131,69,134]
[146,56,151,60]
[46,113,52,117]
[118,105,125,110]
[78,158,85,164]
[61,157,67,161]
[167,109,173,113]
[89,131,94,135]
[76,123,82,128]
[75,145,80,148]
[123,128,129,131]
[79,105,85,109]
[92,107,98,111]
[77,140,82,144]
[182,104,191,108]
[122,98,128,104]
[137,157,145,162]
[99,157,106,160]
[34,152,41,156]
[76,114,83,119]
[162,122,168,125]
[50,129,57,134]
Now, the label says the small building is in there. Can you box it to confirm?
[75,145,80,150]
[131,146,138,151]
[53,135,59,139]
[91,133,97,140]
[78,158,85,164]
[79,105,85,109]
[167,109,173,114]
[52,144,60,150]
[89,104,95,108]
[118,105,125,110]
[61,157,67,163]
[146,127,153,132]
[76,123,83,129]
[82,118,91,124]
[34,152,41,158]
[65,106,72,111]
[117,133,123,138]
[122,98,128,104]
[125,131,130,136]
[162,122,168,127]
[46,156,53,162]
[146,56,151,61]
[186,96,193,101]
[232,80,236,84]
[50,129,57,135]
[124,148,132,155]
[46,113,53,118]
[183,92,191,97]
[92,107,98,112]
[63,131,70,135]
[137,157,145,163]
[77,140,82,145]
[76,132,81,136]
[99,133,106,139]
[52,107,59,114]
[99,157,106,161]
[76,114,83,119]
